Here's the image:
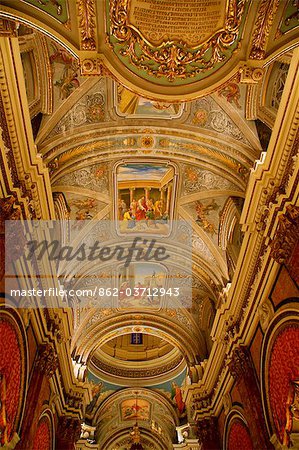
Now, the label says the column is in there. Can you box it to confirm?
[145,187,151,201]
[16,344,58,450]
[160,187,167,211]
[229,346,273,450]
[166,183,172,213]
[56,416,81,450]
[129,188,135,203]
[196,416,220,450]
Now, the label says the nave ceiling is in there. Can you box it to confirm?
[0,1,298,448]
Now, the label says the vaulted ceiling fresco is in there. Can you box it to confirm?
[1,1,298,448]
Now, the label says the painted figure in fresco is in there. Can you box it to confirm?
[154,200,163,219]
[218,82,241,109]
[146,271,161,304]
[130,198,138,217]
[195,200,219,234]
[136,196,147,220]
[171,382,185,414]
[86,382,103,414]
[119,281,130,301]
[71,198,96,209]
[69,196,97,221]
[118,198,122,220]
[123,210,136,229]
[145,199,156,225]
[119,199,127,220]
[75,210,93,220]
[134,282,144,299]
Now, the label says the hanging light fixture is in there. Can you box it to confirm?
[129,393,144,450]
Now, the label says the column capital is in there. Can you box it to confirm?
[270,205,299,265]
[228,345,252,380]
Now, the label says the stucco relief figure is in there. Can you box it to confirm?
[116,163,176,235]
[258,299,274,332]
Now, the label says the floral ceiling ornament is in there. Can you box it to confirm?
[108,0,247,84]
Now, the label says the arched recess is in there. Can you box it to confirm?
[94,387,178,449]
[0,304,28,447]
[32,409,54,450]
[72,311,206,369]
[103,427,165,450]
[261,303,299,448]
[224,410,254,450]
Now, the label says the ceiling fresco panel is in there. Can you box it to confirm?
[115,161,177,236]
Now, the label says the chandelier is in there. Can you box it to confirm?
[129,423,143,450]
[129,393,144,450]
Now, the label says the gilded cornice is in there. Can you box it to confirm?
[90,352,184,382]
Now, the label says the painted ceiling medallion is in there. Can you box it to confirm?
[107,0,248,85]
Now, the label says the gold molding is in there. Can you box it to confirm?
[249,0,280,60]
[0,18,17,37]
[77,0,96,50]
[109,0,246,82]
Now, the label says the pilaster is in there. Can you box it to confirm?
[16,344,58,450]
[56,415,81,450]
[229,346,272,450]
[196,416,220,450]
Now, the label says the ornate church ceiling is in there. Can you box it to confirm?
[1,0,299,100]
[0,1,298,448]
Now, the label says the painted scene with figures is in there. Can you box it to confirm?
[116,162,176,235]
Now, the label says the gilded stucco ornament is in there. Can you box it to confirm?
[77,0,97,50]
[108,0,247,84]
[223,392,232,415]
[258,298,274,332]
[249,0,280,60]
